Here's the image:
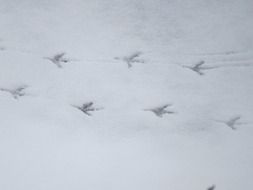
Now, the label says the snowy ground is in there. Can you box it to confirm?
[0,0,253,190]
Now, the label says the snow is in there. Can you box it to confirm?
[0,0,253,190]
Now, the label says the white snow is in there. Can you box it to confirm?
[0,0,253,190]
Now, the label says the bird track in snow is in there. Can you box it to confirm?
[214,115,247,130]
[114,51,145,68]
[144,104,176,118]
[0,85,29,99]
[72,102,103,116]
[182,60,220,75]
[44,52,78,68]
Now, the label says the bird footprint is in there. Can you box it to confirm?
[72,102,103,116]
[144,104,175,118]
[115,51,145,68]
[0,85,29,99]
[44,52,73,68]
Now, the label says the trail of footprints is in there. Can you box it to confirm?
[0,85,247,130]
[0,45,251,189]
[0,48,251,131]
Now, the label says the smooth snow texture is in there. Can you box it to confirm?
[0,0,253,190]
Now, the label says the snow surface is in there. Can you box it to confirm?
[0,0,253,190]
